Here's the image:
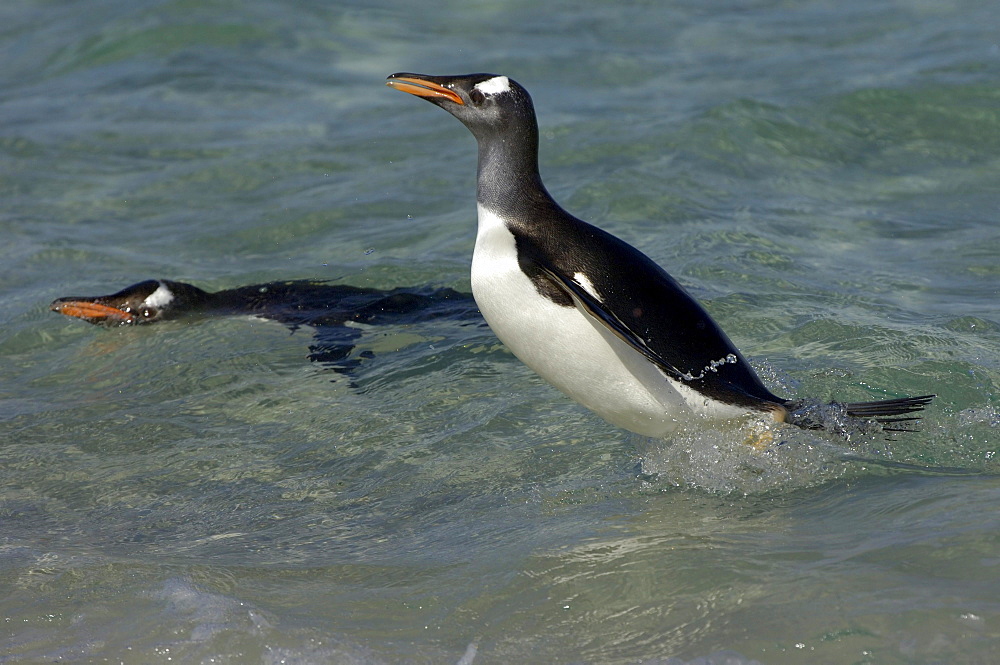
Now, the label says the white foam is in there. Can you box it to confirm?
[474,76,511,96]
[456,642,478,665]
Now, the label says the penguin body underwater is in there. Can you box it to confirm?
[50,279,473,328]
[51,279,479,370]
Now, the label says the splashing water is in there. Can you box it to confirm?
[634,421,867,494]
[681,353,739,381]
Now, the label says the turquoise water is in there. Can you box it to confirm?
[2,0,999,663]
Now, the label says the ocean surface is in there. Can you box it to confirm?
[2,0,999,663]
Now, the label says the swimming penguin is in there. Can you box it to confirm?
[51,279,475,327]
[386,72,933,436]
[52,279,224,325]
[51,278,479,368]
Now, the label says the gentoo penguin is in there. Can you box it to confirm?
[386,72,933,436]
[51,278,478,368]
[51,279,474,327]
[51,279,219,325]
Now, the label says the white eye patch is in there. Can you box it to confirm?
[474,76,511,96]
[142,282,175,308]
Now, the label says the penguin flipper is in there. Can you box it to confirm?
[534,264,688,381]
[532,261,798,411]
[306,326,366,373]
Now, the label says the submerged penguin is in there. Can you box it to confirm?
[51,278,479,369]
[386,72,933,436]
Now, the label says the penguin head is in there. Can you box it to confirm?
[50,279,208,326]
[386,72,537,144]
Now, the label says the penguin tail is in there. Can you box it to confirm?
[842,395,936,430]
[784,394,935,435]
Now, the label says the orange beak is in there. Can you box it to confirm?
[385,76,464,105]
[50,300,136,324]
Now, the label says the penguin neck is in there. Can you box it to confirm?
[474,128,560,222]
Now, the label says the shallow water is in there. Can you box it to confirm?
[2,0,999,663]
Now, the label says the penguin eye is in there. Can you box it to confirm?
[469,89,486,106]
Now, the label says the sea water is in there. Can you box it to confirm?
[1,1,998,662]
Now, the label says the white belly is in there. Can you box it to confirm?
[471,205,746,437]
